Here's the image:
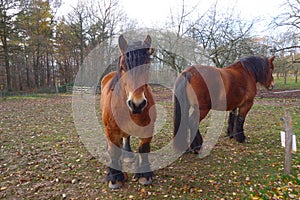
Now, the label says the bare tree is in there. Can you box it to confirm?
[154,0,200,72]
[67,0,89,65]
[272,0,300,62]
[167,0,200,37]
[86,0,125,69]
[153,30,199,73]
[270,0,300,83]
[57,0,125,86]
[86,0,123,46]
[188,2,256,68]
[273,0,300,29]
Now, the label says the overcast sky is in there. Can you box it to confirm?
[57,0,285,35]
[121,0,282,24]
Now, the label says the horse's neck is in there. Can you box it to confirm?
[114,85,127,102]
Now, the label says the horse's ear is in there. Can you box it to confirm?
[269,56,275,62]
[143,35,152,48]
[118,35,128,54]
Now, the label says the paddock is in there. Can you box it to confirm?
[0,86,299,199]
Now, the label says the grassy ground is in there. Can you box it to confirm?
[273,76,300,90]
[0,87,299,199]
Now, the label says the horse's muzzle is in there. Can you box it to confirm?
[127,99,147,114]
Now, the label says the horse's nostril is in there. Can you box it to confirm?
[127,100,134,110]
[139,99,147,109]
[127,99,147,114]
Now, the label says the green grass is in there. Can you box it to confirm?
[0,93,58,102]
[291,108,300,134]
[274,76,300,90]
[0,94,299,199]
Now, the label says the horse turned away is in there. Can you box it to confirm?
[173,56,275,154]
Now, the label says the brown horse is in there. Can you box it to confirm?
[100,35,156,189]
[173,56,275,154]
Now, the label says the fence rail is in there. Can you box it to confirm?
[71,86,95,94]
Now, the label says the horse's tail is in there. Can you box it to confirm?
[173,71,191,153]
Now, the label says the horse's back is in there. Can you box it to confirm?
[182,64,256,111]
[101,71,117,92]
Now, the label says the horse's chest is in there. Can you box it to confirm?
[107,105,153,137]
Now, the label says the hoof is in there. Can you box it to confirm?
[108,181,123,189]
[193,148,201,154]
[235,134,246,143]
[187,145,202,154]
[107,173,128,189]
[138,177,152,185]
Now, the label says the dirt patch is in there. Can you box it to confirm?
[259,89,300,99]
[151,85,173,102]
[256,89,300,106]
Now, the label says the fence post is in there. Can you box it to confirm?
[282,110,293,175]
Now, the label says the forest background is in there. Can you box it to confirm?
[0,0,299,92]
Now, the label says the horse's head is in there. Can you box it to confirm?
[118,35,154,114]
[241,55,275,90]
[265,56,275,90]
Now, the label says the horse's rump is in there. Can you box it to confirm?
[184,65,230,111]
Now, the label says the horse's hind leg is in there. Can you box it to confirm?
[134,137,153,185]
[190,129,203,154]
[189,118,202,154]
[105,132,127,189]
[189,106,207,154]
[227,108,238,138]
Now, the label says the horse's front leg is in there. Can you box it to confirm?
[227,108,238,138]
[123,136,132,152]
[134,137,153,185]
[122,136,134,162]
[105,133,127,189]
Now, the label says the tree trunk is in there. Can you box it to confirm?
[4,45,11,91]
[26,66,30,89]
[46,52,50,87]
[33,57,39,88]
[25,56,30,89]
[2,16,12,91]
[284,71,287,85]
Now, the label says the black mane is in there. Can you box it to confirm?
[240,56,269,84]
[108,42,151,91]
[108,56,122,91]
[123,46,150,71]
